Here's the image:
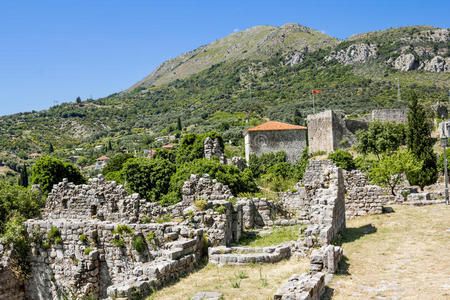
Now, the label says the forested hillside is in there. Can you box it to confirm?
[0,24,449,175]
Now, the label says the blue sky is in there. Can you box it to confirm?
[1,0,449,116]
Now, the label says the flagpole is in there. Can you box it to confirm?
[312,91,315,114]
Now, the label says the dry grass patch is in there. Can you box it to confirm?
[328,204,450,300]
[147,257,308,300]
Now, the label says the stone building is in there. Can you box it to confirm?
[244,121,307,164]
[307,110,367,154]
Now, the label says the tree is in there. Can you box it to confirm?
[328,149,355,170]
[18,165,28,187]
[405,92,438,189]
[48,143,54,153]
[102,153,134,176]
[31,156,86,195]
[76,96,82,104]
[122,157,175,202]
[108,140,113,151]
[0,181,45,234]
[177,117,182,131]
[248,151,287,178]
[369,149,421,196]
[355,121,406,158]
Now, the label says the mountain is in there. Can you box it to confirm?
[0,23,449,174]
[127,23,339,91]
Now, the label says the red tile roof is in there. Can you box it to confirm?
[245,121,307,134]
[96,156,110,160]
[28,153,41,157]
[162,145,174,149]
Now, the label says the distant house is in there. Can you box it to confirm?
[28,153,42,159]
[95,156,110,170]
[244,121,307,164]
[162,145,174,150]
[94,145,103,151]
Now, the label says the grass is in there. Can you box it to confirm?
[146,257,308,300]
[238,225,302,247]
[327,204,450,299]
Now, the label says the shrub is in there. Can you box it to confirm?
[113,224,133,235]
[47,226,61,242]
[79,234,88,244]
[122,157,175,202]
[31,156,86,195]
[194,198,208,211]
[102,153,134,176]
[249,151,287,178]
[132,236,146,254]
[266,162,294,178]
[112,237,125,247]
[292,147,310,181]
[214,205,226,214]
[84,247,93,255]
[355,121,406,157]
[327,149,355,170]
[0,182,45,234]
[1,215,31,277]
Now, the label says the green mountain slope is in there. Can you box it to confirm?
[0,24,449,173]
[127,23,339,90]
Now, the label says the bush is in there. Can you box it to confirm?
[112,237,125,247]
[194,198,208,210]
[0,182,45,234]
[102,153,134,176]
[249,151,287,178]
[79,234,88,244]
[1,215,32,277]
[175,132,224,164]
[266,162,294,178]
[292,147,310,181]
[113,224,133,235]
[122,157,175,202]
[132,236,146,254]
[31,156,86,195]
[327,149,355,170]
[437,149,450,173]
[355,121,406,157]
[84,247,93,255]
[167,158,257,204]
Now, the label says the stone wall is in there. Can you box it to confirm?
[208,244,291,266]
[244,129,307,164]
[23,219,205,299]
[370,109,407,123]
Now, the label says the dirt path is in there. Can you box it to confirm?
[327,204,450,300]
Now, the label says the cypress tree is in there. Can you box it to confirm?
[48,143,54,153]
[405,92,438,189]
[18,165,28,187]
[177,117,182,131]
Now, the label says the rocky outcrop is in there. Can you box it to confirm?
[393,53,419,71]
[325,43,377,65]
[284,51,305,66]
[423,56,450,72]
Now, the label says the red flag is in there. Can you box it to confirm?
[313,90,322,94]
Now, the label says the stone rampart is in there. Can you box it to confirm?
[0,264,25,300]
[24,219,204,299]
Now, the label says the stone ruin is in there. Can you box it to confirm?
[307,109,407,154]
[0,160,347,299]
[203,137,246,171]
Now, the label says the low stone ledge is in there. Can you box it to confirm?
[273,272,325,300]
[208,244,290,266]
